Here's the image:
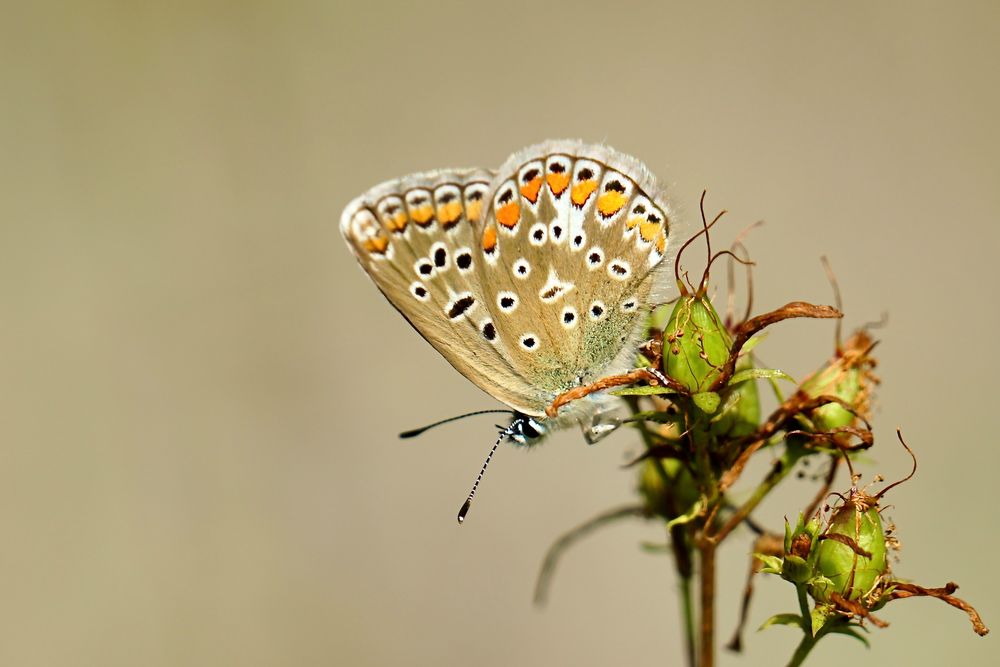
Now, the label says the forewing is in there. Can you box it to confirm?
[474,141,676,412]
[341,168,534,411]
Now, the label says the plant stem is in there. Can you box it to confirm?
[712,443,805,542]
[532,505,647,606]
[785,584,817,667]
[698,540,716,667]
[631,404,698,667]
[786,632,817,667]
[669,523,696,667]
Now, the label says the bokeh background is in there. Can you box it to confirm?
[2,2,997,665]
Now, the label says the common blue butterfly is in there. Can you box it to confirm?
[340,141,677,519]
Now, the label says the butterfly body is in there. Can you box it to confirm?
[341,141,677,433]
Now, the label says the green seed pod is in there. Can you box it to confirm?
[798,330,877,432]
[637,458,699,521]
[663,293,733,398]
[710,355,761,439]
[813,495,888,602]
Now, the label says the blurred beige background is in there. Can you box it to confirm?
[2,2,997,665]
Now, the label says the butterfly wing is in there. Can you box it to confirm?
[341,168,537,411]
[341,142,678,420]
[473,141,676,416]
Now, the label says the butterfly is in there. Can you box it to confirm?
[340,140,677,520]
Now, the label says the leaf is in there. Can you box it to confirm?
[665,497,705,529]
[827,625,872,648]
[759,613,804,631]
[767,375,787,403]
[611,386,677,397]
[754,554,784,574]
[624,412,686,431]
[740,334,766,355]
[727,367,794,387]
[811,606,834,636]
[693,391,721,413]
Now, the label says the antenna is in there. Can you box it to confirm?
[399,409,515,439]
[457,424,514,524]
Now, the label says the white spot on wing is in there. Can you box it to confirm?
[589,301,607,321]
[607,258,631,281]
[497,291,519,313]
[528,222,547,246]
[585,246,605,270]
[413,257,435,279]
[410,281,430,302]
[512,258,531,279]
[538,268,575,304]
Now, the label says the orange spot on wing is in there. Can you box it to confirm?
[496,202,521,229]
[571,180,598,207]
[640,219,662,243]
[364,234,389,254]
[411,205,434,226]
[384,210,408,233]
[625,215,642,230]
[597,191,628,218]
[546,173,570,196]
[655,230,666,253]
[520,177,543,204]
[466,199,483,223]
[482,226,497,252]
[437,201,463,228]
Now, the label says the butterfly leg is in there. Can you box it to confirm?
[546,368,673,418]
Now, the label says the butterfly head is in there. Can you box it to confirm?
[505,413,547,445]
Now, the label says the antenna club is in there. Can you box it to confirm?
[457,500,471,524]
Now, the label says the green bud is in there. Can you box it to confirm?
[782,554,813,584]
[710,355,761,439]
[778,515,823,583]
[813,496,888,602]
[637,458,699,521]
[799,330,877,432]
[663,294,732,394]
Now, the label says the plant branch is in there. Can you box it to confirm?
[889,581,990,636]
[533,505,648,606]
[708,301,842,392]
